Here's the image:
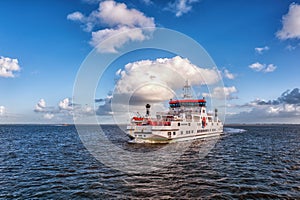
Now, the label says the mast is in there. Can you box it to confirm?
[183,80,193,99]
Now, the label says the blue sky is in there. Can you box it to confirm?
[0,0,299,124]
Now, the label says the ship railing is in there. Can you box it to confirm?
[147,120,171,126]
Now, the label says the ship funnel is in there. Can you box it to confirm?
[146,104,151,116]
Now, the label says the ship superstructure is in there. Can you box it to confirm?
[126,81,223,143]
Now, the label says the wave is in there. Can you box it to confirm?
[224,127,247,134]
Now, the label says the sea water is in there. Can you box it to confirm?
[0,124,299,199]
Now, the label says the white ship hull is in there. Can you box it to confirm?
[127,121,223,144]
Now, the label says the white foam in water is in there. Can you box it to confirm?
[224,127,247,134]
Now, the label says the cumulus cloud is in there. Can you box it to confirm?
[59,98,73,111]
[115,56,220,103]
[90,26,149,53]
[249,62,265,71]
[168,0,200,17]
[203,86,238,100]
[278,88,300,105]
[276,3,300,40]
[97,1,155,28]
[67,0,155,53]
[249,62,277,73]
[255,46,269,54]
[34,99,47,112]
[96,94,113,115]
[0,56,21,78]
[240,88,300,108]
[34,98,94,122]
[223,69,235,79]
[95,56,221,117]
[227,88,300,124]
[0,106,6,116]
[264,64,277,73]
[67,11,84,22]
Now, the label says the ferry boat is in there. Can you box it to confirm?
[126,81,223,143]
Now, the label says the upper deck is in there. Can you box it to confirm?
[169,99,206,108]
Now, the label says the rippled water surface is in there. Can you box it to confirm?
[0,124,299,199]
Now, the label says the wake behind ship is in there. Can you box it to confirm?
[126,81,223,143]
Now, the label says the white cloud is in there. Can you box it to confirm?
[249,62,265,72]
[95,56,221,119]
[115,56,220,103]
[115,68,122,76]
[59,98,73,111]
[67,0,155,53]
[34,99,47,112]
[255,46,269,54]
[249,62,277,73]
[0,56,21,78]
[276,3,300,40]
[227,103,300,124]
[168,0,199,17]
[264,64,277,73]
[0,106,6,116]
[67,11,85,22]
[43,113,54,120]
[34,98,94,122]
[203,86,238,100]
[97,1,155,28]
[90,26,149,53]
[226,88,300,124]
[223,69,235,79]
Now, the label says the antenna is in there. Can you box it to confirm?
[183,80,193,99]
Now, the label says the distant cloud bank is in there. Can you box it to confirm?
[227,88,300,124]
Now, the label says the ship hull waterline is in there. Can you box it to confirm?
[127,129,223,144]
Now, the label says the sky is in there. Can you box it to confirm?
[0,0,300,124]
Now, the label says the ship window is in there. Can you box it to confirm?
[181,131,183,134]
[188,123,191,126]
[173,132,176,135]
[168,132,171,136]
[191,130,193,133]
[178,123,180,126]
